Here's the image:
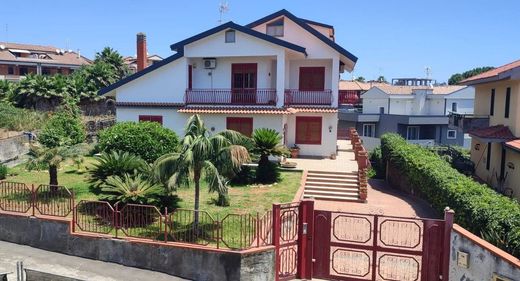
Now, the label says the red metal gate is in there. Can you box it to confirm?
[312,210,453,281]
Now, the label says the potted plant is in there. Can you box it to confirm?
[289,144,300,158]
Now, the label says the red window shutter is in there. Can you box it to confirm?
[226,117,253,137]
[295,117,322,144]
[299,67,325,91]
[138,115,163,125]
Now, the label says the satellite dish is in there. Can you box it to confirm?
[55,49,60,54]
[0,45,5,50]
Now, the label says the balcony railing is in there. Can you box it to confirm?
[339,90,360,105]
[185,89,277,105]
[284,89,332,106]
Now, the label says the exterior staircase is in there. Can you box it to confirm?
[303,170,362,202]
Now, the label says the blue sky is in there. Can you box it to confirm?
[0,0,518,82]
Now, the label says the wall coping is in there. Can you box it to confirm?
[0,212,275,256]
[453,224,520,269]
[292,170,308,202]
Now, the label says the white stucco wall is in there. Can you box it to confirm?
[306,23,333,39]
[363,98,388,114]
[285,112,338,157]
[426,98,446,115]
[115,57,187,103]
[116,107,188,137]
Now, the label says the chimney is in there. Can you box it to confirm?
[136,32,147,71]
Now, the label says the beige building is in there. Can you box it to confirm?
[462,59,520,200]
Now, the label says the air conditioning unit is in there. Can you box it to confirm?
[203,58,216,69]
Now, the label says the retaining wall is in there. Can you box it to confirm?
[0,214,275,281]
[0,134,29,166]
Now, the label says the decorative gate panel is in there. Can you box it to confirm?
[313,211,448,281]
[274,202,300,280]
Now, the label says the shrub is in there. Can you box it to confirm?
[38,111,85,148]
[100,174,164,206]
[0,164,7,180]
[251,128,287,184]
[381,133,520,257]
[97,122,179,163]
[369,146,384,178]
[0,103,47,131]
[88,151,149,192]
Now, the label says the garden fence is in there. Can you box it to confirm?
[0,181,274,250]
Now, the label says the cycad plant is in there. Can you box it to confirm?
[251,128,288,183]
[100,173,163,206]
[154,115,250,220]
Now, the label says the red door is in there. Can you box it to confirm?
[299,67,325,91]
[312,211,331,278]
[232,63,257,104]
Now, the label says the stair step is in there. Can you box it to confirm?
[305,185,359,192]
[307,173,358,179]
[307,170,356,176]
[303,193,360,202]
[304,189,359,196]
[305,181,359,188]
[306,176,358,183]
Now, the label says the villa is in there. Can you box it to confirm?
[99,9,358,158]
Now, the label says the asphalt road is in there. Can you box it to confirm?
[0,240,189,281]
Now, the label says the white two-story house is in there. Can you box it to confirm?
[339,82,475,149]
[99,9,358,158]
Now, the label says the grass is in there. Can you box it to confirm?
[5,158,302,216]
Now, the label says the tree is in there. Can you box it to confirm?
[154,115,250,220]
[26,143,89,186]
[13,74,67,109]
[101,174,163,206]
[94,47,129,80]
[251,128,288,183]
[377,76,387,83]
[38,111,86,148]
[0,80,16,103]
[448,66,495,85]
[354,76,366,83]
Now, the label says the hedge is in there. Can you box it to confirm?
[381,133,520,257]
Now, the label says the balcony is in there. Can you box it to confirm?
[284,89,332,106]
[339,90,361,105]
[449,113,490,132]
[185,89,277,106]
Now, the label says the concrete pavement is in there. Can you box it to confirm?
[0,240,188,281]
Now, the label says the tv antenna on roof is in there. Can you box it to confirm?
[218,1,229,24]
[425,66,432,79]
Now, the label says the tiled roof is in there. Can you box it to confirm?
[178,107,291,115]
[115,102,184,107]
[339,80,371,91]
[373,84,466,95]
[177,106,338,114]
[505,139,520,152]
[460,59,520,85]
[468,125,516,140]
[0,41,91,66]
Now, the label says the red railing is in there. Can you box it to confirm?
[0,181,73,217]
[284,89,332,106]
[185,88,277,105]
[339,90,360,105]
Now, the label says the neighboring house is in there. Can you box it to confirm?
[123,33,163,74]
[339,82,475,149]
[124,55,163,74]
[99,9,358,158]
[0,42,90,81]
[461,59,520,199]
[338,80,371,105]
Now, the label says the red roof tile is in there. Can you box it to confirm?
[468,125,516,140]
[460,59,520,84]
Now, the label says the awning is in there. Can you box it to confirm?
[8,49,31,54]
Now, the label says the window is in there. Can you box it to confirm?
[42,68,50,75]
[295,116,322,144]
[188,65,193,90]
[7,66,14,75]
[505,87,511,118]
[19,67,28,75]
[379,107,385,114]
[298,67,325,91]
[406,126,420,140]
[57,68,62,74]
[451,102,458,112]
[490,89,495,116]
[486,142,491,170]
[138,115,163,125]
[447,130,456,139]
[362,124,375,137]
[225,30,235,43]
[226,117,253,137]
[266,18,284,37]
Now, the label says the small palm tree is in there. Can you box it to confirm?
[154,115,250,222]
[26,143,89,186]
[252,128,288,183]
[101,174,163,205]
[88,151,149,191]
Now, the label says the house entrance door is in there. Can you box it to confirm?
[232,63,257,104]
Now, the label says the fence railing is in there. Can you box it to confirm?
[338,90,360,105]
[0,181,74,217]
[185,88,277,105]
[0,181,274,250]
[284,89,332,106]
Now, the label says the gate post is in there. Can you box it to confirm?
[297,199,314,280]
[272,203,281,281]
[442,207,454,281]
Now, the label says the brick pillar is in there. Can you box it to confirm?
[358,150,368,169]
[136,32,147,71]
[442,207,455,281]
[358,168,368,201]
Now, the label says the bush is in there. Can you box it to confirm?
[38,111,85,148]
[97,122,179,163]
[381,133,520,257]
[369,146,384,178]
[0,164,7,180]
[0,103,47,131]
[100,173,164,206]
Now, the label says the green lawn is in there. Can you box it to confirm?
[5,158,302,217]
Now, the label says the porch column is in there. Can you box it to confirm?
[36,63,42,75]
[276,53,285,107]
[331,57,340,108]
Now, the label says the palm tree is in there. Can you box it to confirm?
[251,128,288,183]
[26,143,89,186]
[94,47,129,79]
[101,174,163,205]
[154,115,250,222]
